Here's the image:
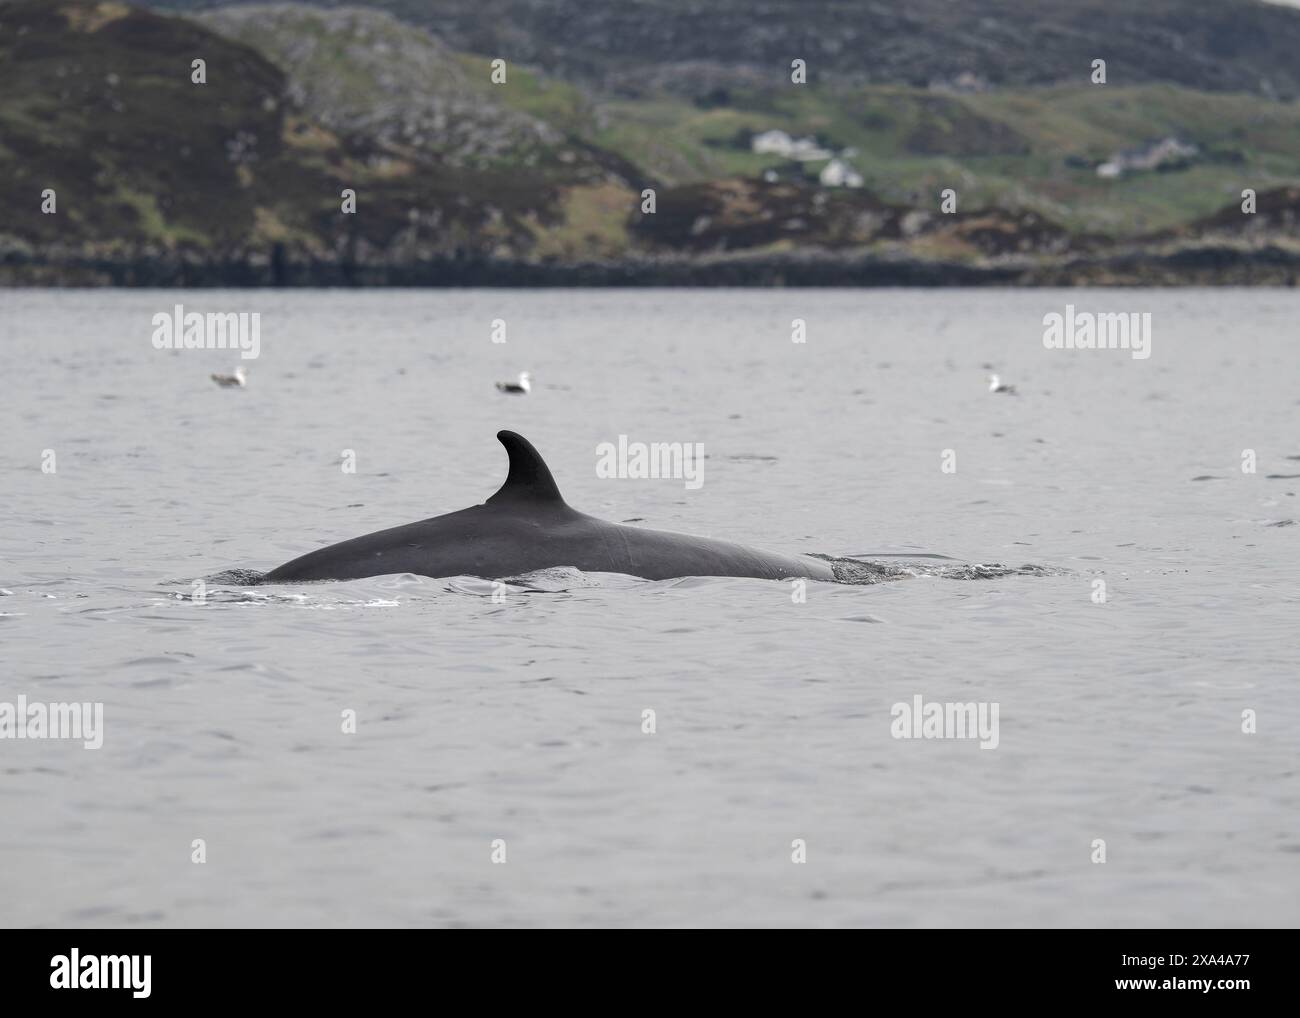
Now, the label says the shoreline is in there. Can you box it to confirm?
[3,244,1298,288]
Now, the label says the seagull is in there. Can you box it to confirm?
[496,371,531,395]
[987,373,1016,395]
[211,366,247,388]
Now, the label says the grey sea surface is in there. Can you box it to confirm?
[1,288,1296,928]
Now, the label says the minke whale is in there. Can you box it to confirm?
[264,431,836,583]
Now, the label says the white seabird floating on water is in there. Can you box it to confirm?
[987,373,1016,395]
[496,371,531,394]
[211,366,248,388]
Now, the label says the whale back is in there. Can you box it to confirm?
[262,430,836,583]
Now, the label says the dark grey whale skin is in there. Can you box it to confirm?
[264,431,835,583]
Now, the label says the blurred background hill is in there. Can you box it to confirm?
[3,0,1299,284]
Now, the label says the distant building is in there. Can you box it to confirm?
[1096,136,1199,178]
[751,129,832,162]
[819,159,863,188]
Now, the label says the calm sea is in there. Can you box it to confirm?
[1,287,1296,927]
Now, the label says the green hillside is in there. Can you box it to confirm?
[2,0,1298,284]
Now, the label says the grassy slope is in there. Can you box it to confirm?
[0,0,292,252]
[0,0,605,262]
[162,3,1300,244]
[3,0,1298,271]
[569,83,1300,236]
[195,6,642,258]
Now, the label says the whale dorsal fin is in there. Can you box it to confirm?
[486,431,566,506]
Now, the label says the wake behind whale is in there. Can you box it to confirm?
[210,431,1048,587]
